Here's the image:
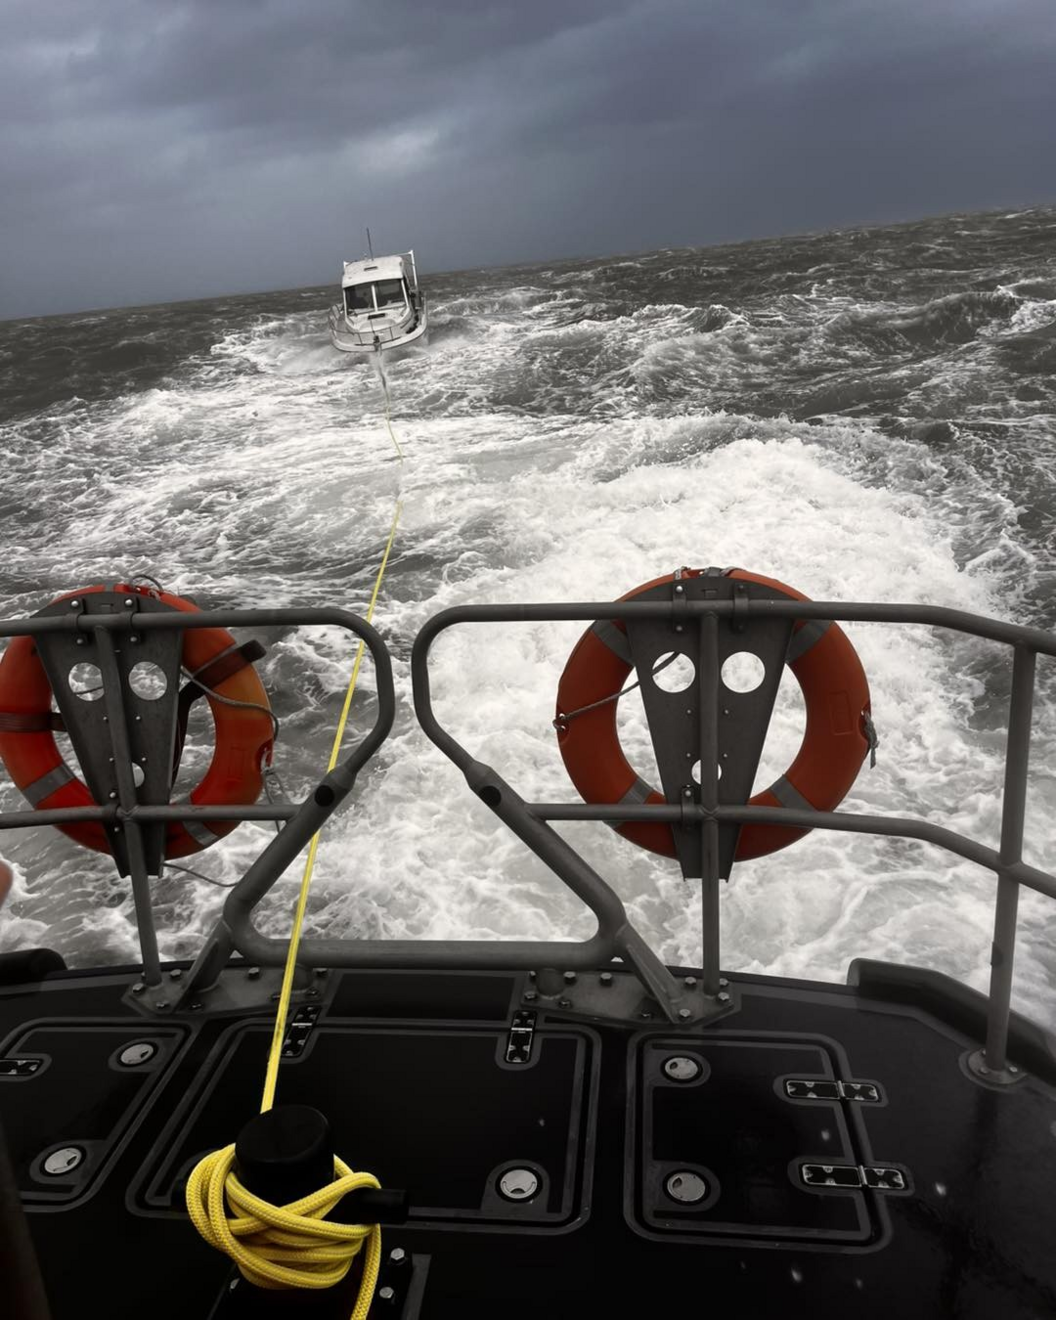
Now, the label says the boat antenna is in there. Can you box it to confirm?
[366,227,374,259]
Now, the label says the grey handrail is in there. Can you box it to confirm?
[407,595,1053,1068]
[0,605,394,991]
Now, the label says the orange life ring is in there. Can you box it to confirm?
[0,584,274,860]
[555,568,872,862]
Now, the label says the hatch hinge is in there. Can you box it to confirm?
[280,1004,320,1060]
[505,1009,536,1065]
[0,1057,43,1077]
[785,1078,882,1103]
[801,1163,908,1191]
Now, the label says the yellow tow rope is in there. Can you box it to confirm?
[186,392,404,1317]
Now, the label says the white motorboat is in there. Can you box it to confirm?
[328,249,428,354]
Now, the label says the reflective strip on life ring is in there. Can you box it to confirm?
[0,583,274,860]
[555,568,872,863]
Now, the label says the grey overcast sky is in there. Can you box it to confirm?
[2,0,1055,319]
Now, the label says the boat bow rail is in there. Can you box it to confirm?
[1,584,1054,1082]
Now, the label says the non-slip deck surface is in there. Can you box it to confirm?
[2,965,1054,1319]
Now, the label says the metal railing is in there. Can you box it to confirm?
[1,591,1053,1082]
[0,603,394,991]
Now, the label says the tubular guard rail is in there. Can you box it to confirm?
[1,594,1054,1078]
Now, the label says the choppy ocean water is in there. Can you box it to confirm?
[0,206,1054,1024]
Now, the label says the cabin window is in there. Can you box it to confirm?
[346,285,373,312]
[373,279,406,308]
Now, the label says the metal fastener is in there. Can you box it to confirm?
[563,970,577,984]
[677,1008,692,1021]
[523,990,538,1002]
[43,1146,84,1176]
[683,976,697,988]
[665,1170,708,1204]
[498,1167,540,1201]
[640,1010,654,1020]
[124,598,135,607]
[247,966,261,980]
[663,1056,703,1082]
[69,600,80,609]
[190,1002,203,1012]
[717,991,730,1004]
[131,982,145,995]
[557,997,572,1010]
[119,1042,156,1067]
[154,1000,169,1011]
[719,977,729,988]
[599,971,613,985]
[389,1247,407,1265]
[378,1286,396,1302]
[169,968,182,980]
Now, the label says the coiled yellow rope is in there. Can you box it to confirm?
[185,418,404,1315]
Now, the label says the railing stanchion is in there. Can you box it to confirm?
[980,645,1036,1078]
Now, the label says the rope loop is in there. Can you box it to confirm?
[185,1145,382,1314]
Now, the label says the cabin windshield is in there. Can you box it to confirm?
[374,279,407,308]
[344,278,407,315]
[345,284,373,313]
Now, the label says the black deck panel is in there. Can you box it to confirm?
[2,965,1054,1320]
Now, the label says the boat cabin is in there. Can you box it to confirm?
[342,257,411,318]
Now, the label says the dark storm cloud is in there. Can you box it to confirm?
[2,0,1055,317]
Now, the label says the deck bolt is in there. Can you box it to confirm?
[523,990,538,1002]
[389,1247,407,1265]
[678,1008,692,1021]
[108,791,117,800]
[717,992,730,1004]
[190,1002,203,1011]
[719,977,729,988]
[684,976,697,987]
[528,970,537,980]
[168,968,182,980]
[132,982,145,994]
[124,598,135,607]
[557,997,572,1010]
[247,966,261,979]
[599,972,613,985]
[378,1286,395,1303]
[563,971,577,984]
[155,1001,169,1011]
[69,600,80,609]
[640,1010,654,1020]
[1009,1064,1019,1074]
[76,637,86,646]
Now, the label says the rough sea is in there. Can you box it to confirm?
[1,206,1054,1025]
